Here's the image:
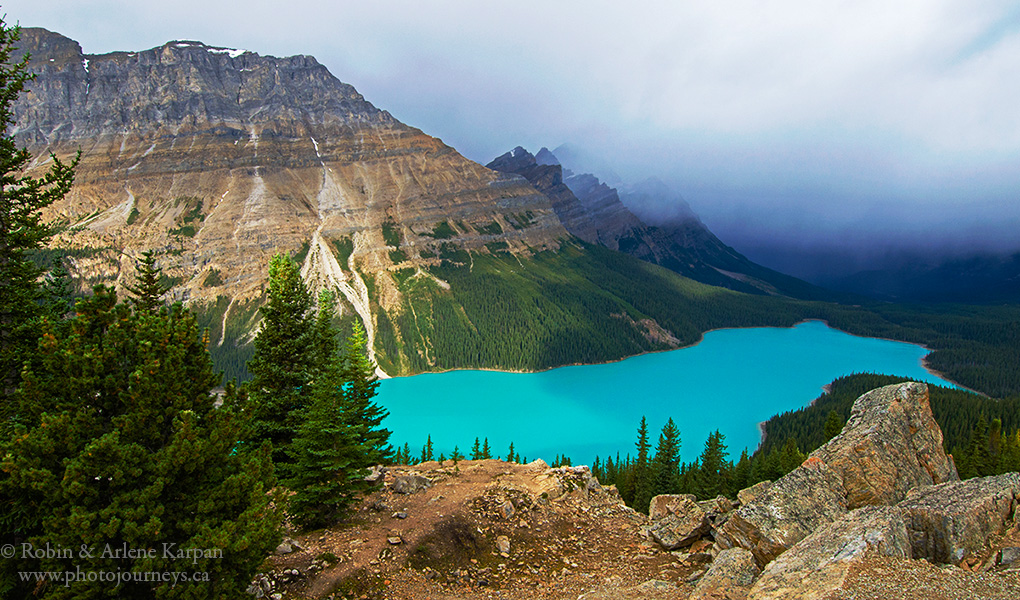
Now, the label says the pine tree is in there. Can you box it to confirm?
[989,418,1002,464]
[309,288,340,378]
[632,416,654,513]
[471,437,482,460]
[776,438,806,475]
[965,417,991,478]
[1,287,281,598]
[450,445,464,464]
[731,448,751,494]
[481,437,492,459]
[1000,430,1020,473]
[245,253,313,468]
[0,20,78,403]
[124,250,168,313]
[285,360,364,529]
[340,320,391,466]
[651,418,681,497]
[421,435,434,463]
[42,254,75,320]
[506,441,517,463]
[823,409,843,442]
[694,430,730,499]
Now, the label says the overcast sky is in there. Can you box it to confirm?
[7,1,1020,273]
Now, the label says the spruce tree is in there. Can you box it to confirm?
[965,417,991,478]
[471,437,482,460]
[42,254,75,320]
[340,320,391,466]
[651,418,681,497]
[309,288,340,378]
[0,20,78,401]
[481,437,492,459]
[694,430,730,499]
[1,287,281,598]
[285,359,365,529]
[632,416,654,513]
[245,253,313,467]
[823,409,843,442]
[421,435,434,463]
[776,438,806,475]
[731,448,752,494]
[124,250,168,313]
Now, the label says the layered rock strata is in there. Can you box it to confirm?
[13,28,567,311]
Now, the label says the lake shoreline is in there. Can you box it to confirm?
[383,318,967,392]
[380,320,960,464]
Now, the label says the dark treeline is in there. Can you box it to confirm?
[593,373,1020,514]
[590,418,780,513]
[372,242,1020,401]
[759,373,1020,456]
[807,304,1020,399]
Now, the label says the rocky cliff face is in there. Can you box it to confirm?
[490,147,838,300]
[13,28,568,366]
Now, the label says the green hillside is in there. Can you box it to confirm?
[197,238,1020,400]
[371,240,803,375]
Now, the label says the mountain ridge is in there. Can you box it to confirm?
[488,146,840,301]
[9,29,890,382]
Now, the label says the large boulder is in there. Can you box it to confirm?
[747,506,912,600]
[897,473,1020,564]
[737,481,771,507]
[718,382,961,568]
[648,496,711,550]
[689,547,760,600]
[811,382,958,509]
[649,494,697,520]
[715,457,848,566]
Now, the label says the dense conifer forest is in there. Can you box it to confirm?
[588,373,1020,513]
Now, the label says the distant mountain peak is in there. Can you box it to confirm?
[535,147,560,166]
[490,146,840,301]
[488,146,538,172]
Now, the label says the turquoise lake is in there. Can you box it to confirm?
[376,320,958,464]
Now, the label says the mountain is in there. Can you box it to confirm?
[487,147,838,301]
[13,29,572,371]
[14,29,834,380]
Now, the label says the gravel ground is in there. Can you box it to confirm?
[256,461,1020,600]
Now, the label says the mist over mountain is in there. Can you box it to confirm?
[489,147,840,301]
[818,252,1020,304]
[544,141,1020,304]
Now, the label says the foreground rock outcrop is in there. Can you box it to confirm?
[810,381,958,508]
[690,548,760,600]
[712,382,1018,600]
[647,495,711,550]
[716,457,849,565]
[717,381,959,567]
[899,473,1020,564]
[748,506,912,600]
